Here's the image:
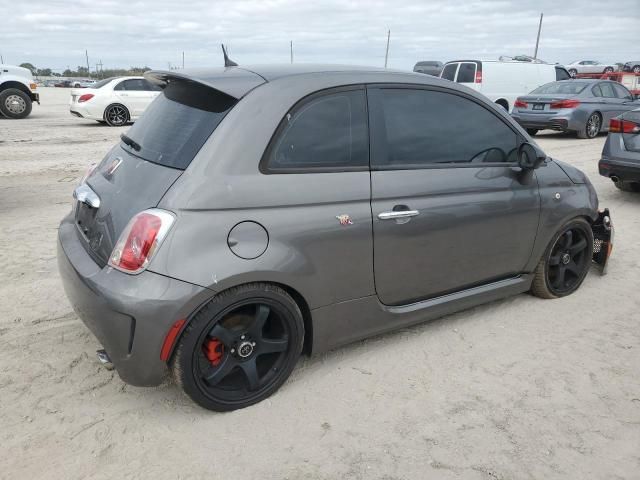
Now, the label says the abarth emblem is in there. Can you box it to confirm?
[336,214,353,226]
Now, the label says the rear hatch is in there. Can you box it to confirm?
[74,77,243,267]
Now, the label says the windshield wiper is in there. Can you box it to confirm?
[120,133,141,152]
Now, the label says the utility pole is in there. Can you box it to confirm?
[168,62,172,70]
[533,13,543,60]
[0,53,4,64]
[182,51,185,69]
[290,41,293,64]
[97,60,103,78]
[384,29,391,68]
[85,49,90,77]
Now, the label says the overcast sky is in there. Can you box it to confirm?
[1,0,638,72]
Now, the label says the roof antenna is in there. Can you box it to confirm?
[221,44,238,67]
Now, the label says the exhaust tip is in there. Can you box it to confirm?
[96,349,114,370]
[611,175,620,183]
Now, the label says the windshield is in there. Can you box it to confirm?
[121,80,237,169]
[531,82,588,95]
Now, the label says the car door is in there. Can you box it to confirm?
[113,79,149,117]
[368,86,540,305]
[598,82,625,123]
[612,83,637,116]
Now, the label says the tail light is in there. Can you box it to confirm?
[109,209,175,274]
[609,118,640,134]
[550,99,580,109]
[475,70,482,83]
[78,93,94,103]
[514,99,528,108]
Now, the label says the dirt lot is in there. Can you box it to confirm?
[1,87,639,480]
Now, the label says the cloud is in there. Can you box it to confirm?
[1,0,638,71]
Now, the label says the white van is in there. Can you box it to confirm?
[440,60,571,112]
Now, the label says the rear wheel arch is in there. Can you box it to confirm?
[167,280,313,363]
[495,98,509,111]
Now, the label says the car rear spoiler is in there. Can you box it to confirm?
[145,67,266,100]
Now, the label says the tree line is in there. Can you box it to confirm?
[19,63,151,78]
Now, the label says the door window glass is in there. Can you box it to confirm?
[599,83,616,98]
[370,88,518,168]
[612,83,632,100]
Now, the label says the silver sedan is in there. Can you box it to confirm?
[511,79,640,138]
[565,60,616,77]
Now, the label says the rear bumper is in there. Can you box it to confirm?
[511,112,580,132]
[57,213,211,386]
[599,156,640,183]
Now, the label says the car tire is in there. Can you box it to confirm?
[633,65,640,74]
[171,283,305,411]
[577,112,601,139]
[0,88,32,119]
[531,218,594,299]
[103,104,129,127]
[568,68,578,77]
[614,180,640,192]
[526,128,539,136]
[604,67,614,73]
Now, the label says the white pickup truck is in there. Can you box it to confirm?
[0,64,40,119]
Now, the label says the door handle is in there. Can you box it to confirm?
[378,210,420,220]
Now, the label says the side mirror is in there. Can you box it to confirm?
[518,142,545,170]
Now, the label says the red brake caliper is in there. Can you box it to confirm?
[203,338,224,366]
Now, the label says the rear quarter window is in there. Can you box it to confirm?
[263,88,369,172]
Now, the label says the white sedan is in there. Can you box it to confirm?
[564,60,616,77]
[69,76,161,126]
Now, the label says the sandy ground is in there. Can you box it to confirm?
[0,87,639,480]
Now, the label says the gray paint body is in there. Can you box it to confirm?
[58,65,600,386]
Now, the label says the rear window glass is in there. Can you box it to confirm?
[121,80,236,169]
[92,77,115,89]
[456,63,476,83]
[531,82,588,94]
[441,63,457,81]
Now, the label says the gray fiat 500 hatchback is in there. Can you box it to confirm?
[58,64,613,411]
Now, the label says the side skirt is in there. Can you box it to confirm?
[310,274,534,355]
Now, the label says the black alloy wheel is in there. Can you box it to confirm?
[171,283,304,411]
[604,67,614,73]
[531,219,594,299]
[104,104,129,126]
